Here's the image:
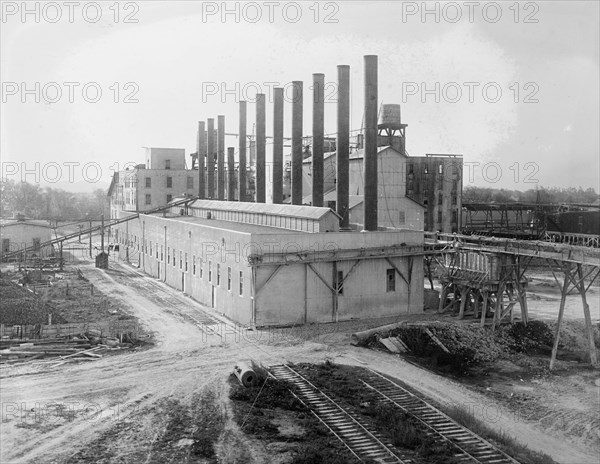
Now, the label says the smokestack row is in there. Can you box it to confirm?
[197,54,377,233]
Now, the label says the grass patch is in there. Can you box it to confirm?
[441,404,559,464]
[228,363,362,463]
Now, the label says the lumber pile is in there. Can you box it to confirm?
[0,333,130,367]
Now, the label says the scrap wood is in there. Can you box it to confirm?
[423,328,451,354]
[379,337,409,354]
[351,321,407,346]
[59,346,103,360]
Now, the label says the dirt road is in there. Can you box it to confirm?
[1,260,598,464]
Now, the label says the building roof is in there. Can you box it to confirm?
[188,199,340,221]
[153,214,303,235]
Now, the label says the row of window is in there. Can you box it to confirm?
[145,194,173,205]
[144,176,195,189]
[193,209,318,232]
[119,235,400,296]
[118,234,244,296]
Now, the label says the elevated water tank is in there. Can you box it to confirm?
[380,104,401,129]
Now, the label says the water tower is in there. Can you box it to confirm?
[377,104,407,155]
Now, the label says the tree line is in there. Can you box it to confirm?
[463,186,599,205]
[0,179,109,221]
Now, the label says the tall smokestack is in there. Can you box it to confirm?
[207,118,215,199]
[312,73,325,207]
[291,81,303,205]
[256,93,266,203]
[364,55,378,231]
[239,101,247,202]
[227,147,235,201]
[337,65,350,229]
[272,87,284,204]
[217,115,225,200]
[197,121,206,199]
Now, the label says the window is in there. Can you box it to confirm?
[167,247,170,263]
[165,159,171,169]
[185,253,188,272]
[199,258,203,278]
[187,176,194,189]
[398,211,406,225]
[166,177,172,188]
[227,267,232,291]
[149,241,152,256]
[145,194,151,205]
[217,264,221,286]
[239,271,244,296]
[193,256,196,275]
[408,163,414,174]
[32,238,41,252]
[173,249,176,266]
[208,261,212,282]
[438,210,443,223]
[438,193,443,205]
[386,269,396,292]
[438,163,443,174]
[145,177,151,188]
[167,194,172,203]
[452,210,458,224]
[179,251,183,269]
[335,270,344,295]
[160,246,163,261]
[451,194,457,206]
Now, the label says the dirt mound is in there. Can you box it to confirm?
[0,279,67,326]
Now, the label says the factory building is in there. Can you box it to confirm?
[0,215,54,260]
[109,55,429,327]
[114,200,424,327]
[108,148,197,219]
[406,155,463,233]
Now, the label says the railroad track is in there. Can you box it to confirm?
[269,364,409,463]
[358,369,520,464]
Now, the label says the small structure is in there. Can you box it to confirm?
[0,215,54,262]
[95,252,109,269]
[437,248,529,328]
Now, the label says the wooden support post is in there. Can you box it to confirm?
[480,291,489,327]
[492,283,504,331]
[577,264,598,366]
[550,271,570,370]
[438,284,448,314]
[472,290,479,319]
[458,287,469,320]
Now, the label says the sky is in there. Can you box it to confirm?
[1,0,599,193]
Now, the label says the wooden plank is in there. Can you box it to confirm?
[423,328,450,354]
[577,264,598,366]
[550,271,571,370]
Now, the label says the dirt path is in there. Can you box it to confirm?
[1,260,598,464]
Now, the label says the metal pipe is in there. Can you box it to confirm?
[227,147,235,201]
[291,81,303,205]
[197,121,206,199]
[207,118,215,199]
[256,93,266,203]
[363,55,378,231]
[337,65,350,229]
[217,115,225,200]
[272,87,284,204]
[239,101,247,202]
[312,73,325,207]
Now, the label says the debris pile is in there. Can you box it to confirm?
[0,330,133,367]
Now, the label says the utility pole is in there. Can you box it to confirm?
[101,214,105,252]
[89,219,92,258]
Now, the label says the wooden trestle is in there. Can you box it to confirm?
[427,233,600,369]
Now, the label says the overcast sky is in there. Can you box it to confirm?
[1,1,598,193]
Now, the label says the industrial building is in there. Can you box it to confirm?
[110,56,430,327]
[0,215,54,260]
[114,200,424,326]
[108,148,197,219]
